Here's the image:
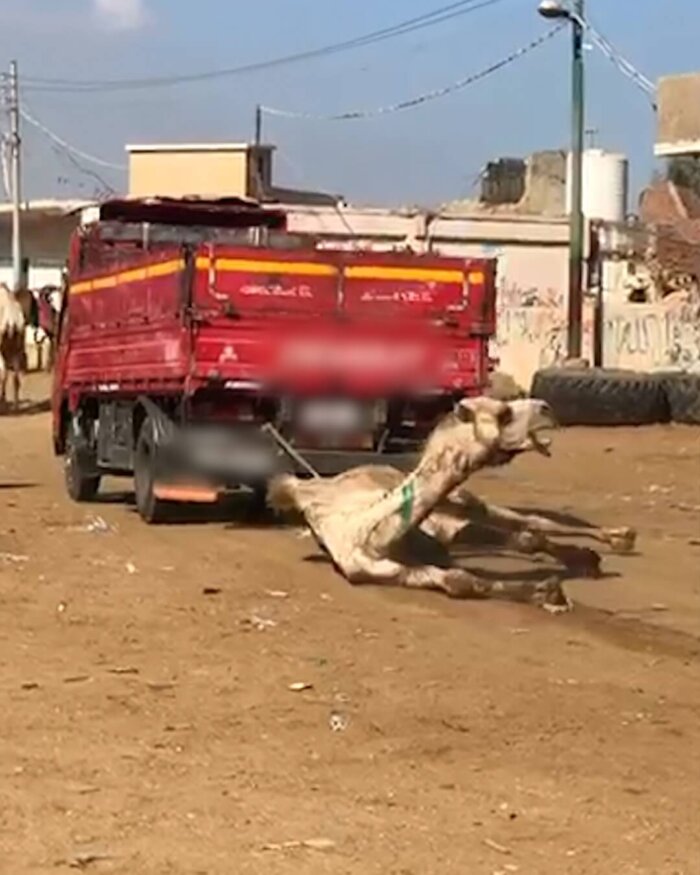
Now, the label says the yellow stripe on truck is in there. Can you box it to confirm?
[344,265,464,283]
[70,259,185,296]
[196,257,337,277]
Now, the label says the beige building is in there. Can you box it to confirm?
[127,142,275,200]
[126,141,340,205]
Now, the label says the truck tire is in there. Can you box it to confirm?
[662,373,700,424]
[64,421,101,502]
[530,368,669,426]
[134,421,169,524]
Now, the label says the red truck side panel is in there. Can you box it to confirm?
[65,251,189,390]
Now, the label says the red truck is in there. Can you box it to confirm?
[52,196,496,522]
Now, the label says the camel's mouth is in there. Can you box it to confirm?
[522,401,557,457]
[490,399,558,459]
[530,428,553,457]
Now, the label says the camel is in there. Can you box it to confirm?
[268,396,636,611]
[0,283,32,412]
[33,286,62,371]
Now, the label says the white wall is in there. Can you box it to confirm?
[0,264,63,289]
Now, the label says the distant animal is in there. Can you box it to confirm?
[0,283,34,411]
[32,286,62,371]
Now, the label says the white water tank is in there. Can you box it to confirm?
[566,148,628,222]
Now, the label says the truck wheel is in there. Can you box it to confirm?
[64,422,100,502]
[134,422,169,524]
[246,483,273,521]
[531,368,670,426]
[662,373,700,424]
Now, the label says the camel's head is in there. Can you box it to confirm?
[454,396,556,463]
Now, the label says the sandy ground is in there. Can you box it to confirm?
[1,375,700,875]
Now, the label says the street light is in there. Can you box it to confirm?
[539,0,585,361]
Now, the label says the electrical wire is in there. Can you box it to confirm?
[557,8,656,107]
[583,21,656,108]
[261,26,563,122]
[19,107,126,171]
[21,0,508,93]
[48,142,117,198]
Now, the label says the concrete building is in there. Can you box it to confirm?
[127,142,340,205]
[127,142,275,200]
[656,73,700,157]
[0,199,87,289]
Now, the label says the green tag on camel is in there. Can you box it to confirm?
[400,481,415,525]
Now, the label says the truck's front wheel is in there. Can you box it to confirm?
[134,422,169,524]
[64,420,100,503]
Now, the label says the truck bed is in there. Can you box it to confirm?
[64,245,494,397]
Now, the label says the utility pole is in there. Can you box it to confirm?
[254,104,262,148]
[538,0,586,360]
[8,60,22,292]
[568,0,585,360]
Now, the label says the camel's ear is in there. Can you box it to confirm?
[454,398,476,422]
[454,396,509,423]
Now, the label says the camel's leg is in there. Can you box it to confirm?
[484,503,635,555]
[0,365,7,409]
[420,502,472,546]
[449,489,636,555]
[349,554,570,610]
[11,367,20,411]
[401,566,570,611]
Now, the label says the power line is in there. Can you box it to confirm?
[583,19,656,108]
[262,26,563,122]
[47,141,117,198]
[21,0,507,93]
[19,107,127,171]
[551,9,656,107]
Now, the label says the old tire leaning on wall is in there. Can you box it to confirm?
[530,368,670,426]
[661,373,700,424]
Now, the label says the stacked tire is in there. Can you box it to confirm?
[530,367,700,426]
[661,373,700,425]
[531,368,670,426]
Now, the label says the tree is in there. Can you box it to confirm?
[667,156,700,196]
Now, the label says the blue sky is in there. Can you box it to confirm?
[0,0,694,206]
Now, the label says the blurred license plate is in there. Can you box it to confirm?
[298,400,362,432]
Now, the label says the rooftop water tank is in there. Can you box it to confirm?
[566,148,628,222]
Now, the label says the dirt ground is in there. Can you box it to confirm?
[1,375,700,875]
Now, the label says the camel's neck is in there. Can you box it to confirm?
[364,448,478,550]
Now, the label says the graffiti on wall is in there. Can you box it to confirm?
[493,303,594,380]
[494,290,700,388]
[605,303,700,372]
[498,283,564,309]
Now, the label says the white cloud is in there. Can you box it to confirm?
[93,0,148,30]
